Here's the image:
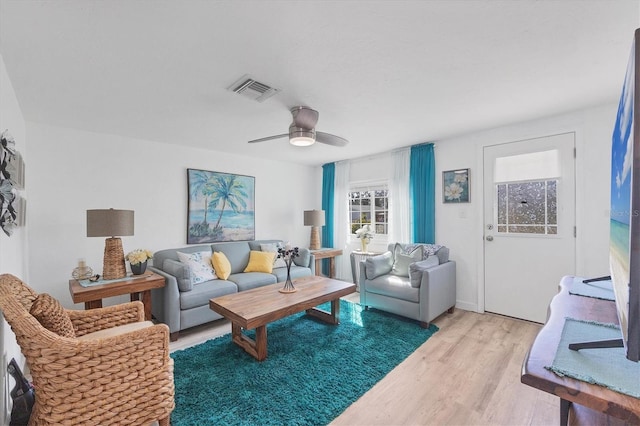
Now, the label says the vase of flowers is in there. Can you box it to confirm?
[126,249,153,275]
[277,245,299,293]
[355,224,375,252]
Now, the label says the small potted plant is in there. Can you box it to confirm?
[125,249,154,275]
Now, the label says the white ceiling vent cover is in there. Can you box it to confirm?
[227,75,280,102]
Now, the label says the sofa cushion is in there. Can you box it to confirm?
[30,293,76,338]
[365,274,419,303]
[163,259,193,292]
[211,242,251,274]
[77,321,154,341]
[391,244,423,277]
[229,272,277,291]
[244,250,276,273]
[409,256,440,288]
[271,265,311,282]
[365,251,393,279]
[293,247,311,267]
[177,250,217,285]
[212,251,232,280]
[260,243,287,268]
[179,279,238,310]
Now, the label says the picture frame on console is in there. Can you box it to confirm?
[186,168,255,244]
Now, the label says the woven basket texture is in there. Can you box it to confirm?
[0,274,174,425]
[103,238,127,280]
[29,293,76,338]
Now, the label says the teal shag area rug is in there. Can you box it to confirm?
[171,299,438,425]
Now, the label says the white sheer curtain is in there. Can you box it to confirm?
[333,160,351,281]
[389,147,411,244]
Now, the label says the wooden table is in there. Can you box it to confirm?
[69,272,165,321]
[521,276,640,425]
[310,248,343,278]
[209,275,355,361]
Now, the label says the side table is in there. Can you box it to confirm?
[310,248,343,278]
[350,251,382,290]
[69,271,165,321]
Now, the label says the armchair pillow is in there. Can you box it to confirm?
[391,244,423,277]
[409,256,440,287]
[30,293,76,338]
[365,251,394,279]
[177,251,217,285]
[212,251,232,280]
[244,250,276,273]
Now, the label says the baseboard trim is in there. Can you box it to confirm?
[454,300,478,312]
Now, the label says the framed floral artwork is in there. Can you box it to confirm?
[443,168,470,203]
[186,168,255,244]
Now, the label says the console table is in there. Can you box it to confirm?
[521,275,640,425]
[69,272,164,321]
[310,248,343,279]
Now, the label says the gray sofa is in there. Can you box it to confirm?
[359,243,456,327]
[149,239,315,341]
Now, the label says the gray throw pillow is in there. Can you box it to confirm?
[365,251,394,279]
[293,248,311,267]
[409,256,440,287]
[391,245,423,277]
[163,259,193,292]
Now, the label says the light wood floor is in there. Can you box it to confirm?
[169,293,559,426]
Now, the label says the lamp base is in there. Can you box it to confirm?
[309,226,321,250]
[102,237,127,280]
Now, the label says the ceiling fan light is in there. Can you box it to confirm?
[290,136,315,146]
[289,128,316,146]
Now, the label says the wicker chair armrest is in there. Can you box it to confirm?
[28,323,174,424]
[67,301,145,336]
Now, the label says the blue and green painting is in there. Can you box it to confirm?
[187,169,255,244]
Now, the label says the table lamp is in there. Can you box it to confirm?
[87,208,134,280]
[304,210,325,250]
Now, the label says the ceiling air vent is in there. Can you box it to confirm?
[227,75,280,103]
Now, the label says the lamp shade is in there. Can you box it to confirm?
[304,210,325,227]
[87,209,134,237]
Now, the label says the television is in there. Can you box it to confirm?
[571,29,640,362]
[609,28,640,362]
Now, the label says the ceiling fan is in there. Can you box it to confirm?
[248,106,348,147]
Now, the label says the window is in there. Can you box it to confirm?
[349,185,388,235]
[496,180,558,235]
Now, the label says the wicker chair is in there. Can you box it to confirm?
[0,274,174,425]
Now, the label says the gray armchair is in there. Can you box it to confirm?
[359,243,456,327]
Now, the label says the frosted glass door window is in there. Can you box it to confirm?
[496,180,557,234]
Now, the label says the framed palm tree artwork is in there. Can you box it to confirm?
[187,169,255,243]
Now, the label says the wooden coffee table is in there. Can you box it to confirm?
[209,275,355,361]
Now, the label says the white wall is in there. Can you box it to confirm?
[25,123,320,308]
[0,52,27,423]
[344,103,616,312]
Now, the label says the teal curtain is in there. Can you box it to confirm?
[410,143,435,243]
[321,163,335,275]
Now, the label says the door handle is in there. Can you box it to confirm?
[486,235,494,241]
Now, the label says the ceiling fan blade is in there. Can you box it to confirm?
[291,107,319,130]
[248,133,288,143]
[316,131,349,147]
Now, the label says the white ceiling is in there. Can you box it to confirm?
[0,1,638,166]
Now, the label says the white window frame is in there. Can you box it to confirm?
[349,181,389,240]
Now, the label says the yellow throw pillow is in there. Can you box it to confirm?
[244,250,276,273]
[211,251,232,280]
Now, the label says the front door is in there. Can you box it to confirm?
[483,133,576,323]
